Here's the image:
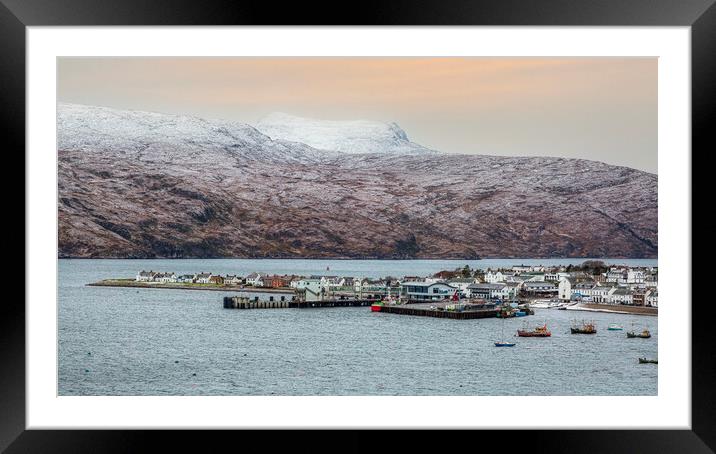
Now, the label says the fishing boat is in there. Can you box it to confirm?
[607,323,623,331]
[497,301,521,318]
[638,358,658,364]
[370,301,384,312]
[496,307,516,318]
[495,318,516,347]
[626,322,651,338]
[627,329,651,338]
[517,322,551,337]
[570,320,597,334]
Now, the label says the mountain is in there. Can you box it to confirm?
[58,103,335,163]
[256,112,434,154]
[58,104,658,259]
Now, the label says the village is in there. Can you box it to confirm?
[127,261,658,309]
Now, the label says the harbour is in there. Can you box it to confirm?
[60,258,658,396]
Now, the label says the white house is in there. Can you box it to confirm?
[466,283,502,300]
[646,291,658,307]
[321,276,346,289]
[557,277,576,301]
[573,283,593,301]
[569,282,610,302]
[604,269,624,283]
[446,278,477,295]
[492,283,520,300]
[245,272,267,287]
[136,270,157,282]
[545,272,570,282]
[195,272,212,284]
[594,286,615,303]
[484,270,506,283]
[608,288,634,305]
[224,275,243,286]
[176,274,195,283]
[155,272,177,283]
[423,276,445,284]
[627,269,645,284]
[342,277,355,288]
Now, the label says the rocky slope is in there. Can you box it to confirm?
[58,104,657,259]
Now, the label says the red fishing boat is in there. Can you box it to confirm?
[370,301,384,312]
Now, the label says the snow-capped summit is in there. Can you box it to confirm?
[57,103,333,163]
[255,112,435,155]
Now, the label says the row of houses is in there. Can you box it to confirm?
[135,265,657,306]
[136,270,244,285]
[558,278,658,306]
[135,270,294,288]
[482,267,657,287]
[399,266,658,306]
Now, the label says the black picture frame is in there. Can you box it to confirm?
[4,0,713,451]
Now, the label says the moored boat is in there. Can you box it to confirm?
[607,323,623,331]
[638,358,658,364]
[517,323,551,337]
[627,329,651,338]
[571,320,597,334]
[495,318,517,347]
[370,301,384,312]
[495,341,516,347]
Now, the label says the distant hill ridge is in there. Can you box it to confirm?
[58,104,657,259]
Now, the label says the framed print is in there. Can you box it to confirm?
[5,0,714,451]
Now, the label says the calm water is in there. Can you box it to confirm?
[59,259,657,396]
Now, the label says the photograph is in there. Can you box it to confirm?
[56,56,659,397]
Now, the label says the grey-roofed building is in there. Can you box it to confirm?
[400,281,457,302]
[466,283,503,299]
[522,281,558,296]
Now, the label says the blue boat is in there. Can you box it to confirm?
[514,311,527,317]
[494,319,516,347]
[494,341,516,347]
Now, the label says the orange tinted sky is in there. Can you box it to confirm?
[58,57,657,173]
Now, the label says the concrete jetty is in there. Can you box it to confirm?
[375,301,500,319]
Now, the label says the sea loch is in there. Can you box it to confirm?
[59,258,657,396]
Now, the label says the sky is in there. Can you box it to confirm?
[57,57,657,173]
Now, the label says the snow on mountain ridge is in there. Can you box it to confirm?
[57,103,336,163]
[256,112,434,155]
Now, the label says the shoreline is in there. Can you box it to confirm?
[87,280,294,294]
[563,303,657,316]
